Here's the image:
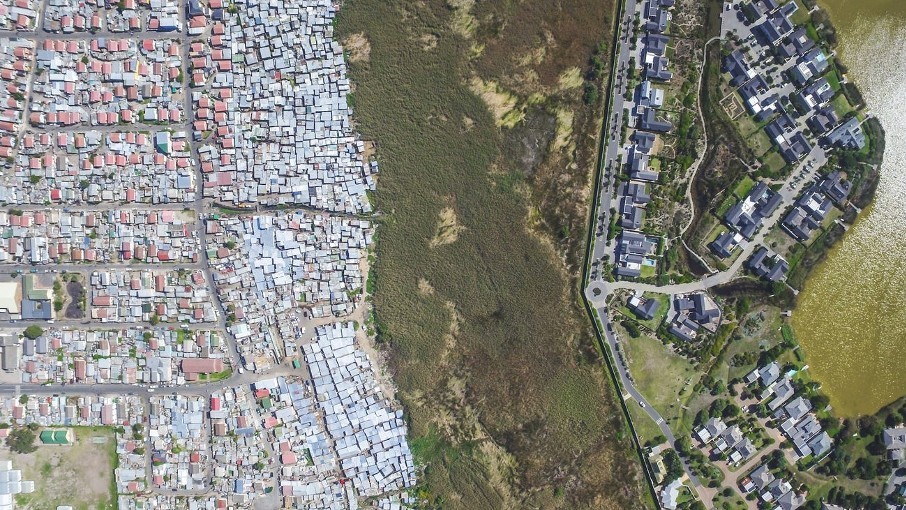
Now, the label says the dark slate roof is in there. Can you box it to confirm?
[668,322,696,342]
[710,230,740,258]
[645,54,673,82]
[723,181,782,239]
[628,296,661,321]
[753,5,795,46]
[631,130,656,153]
[794,77,834,112]
[806,106,839,135]
[628,147,658,182]
[636,80,664,109]
[743,0,778,22]
[638,107,673,133]
[691,293,720,323]
[644,0,669,33]
[619,181,651,204]
[826,117,867,150]
[782,186,831,241]
[790,48,830,87]
[747,246,789,282]
[765,114,811,163]
[817,170,852,205]
[615,232,655,278]
[619,197,645,229]
[777,27,815,59]
[644,33,670,56]
[724,50,754,86]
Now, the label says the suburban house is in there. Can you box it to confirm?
[807,106,839,135]
[747,246,789,282]
[777,27,815,59]
[668,292,720,341]
[826,117,867,150]
[723,181,783,239]
[627,293,661,321]
[615,231,656,278]
[636,80,665,110]
[782,184,832,241]
[638,106,673,133]
[817,170,852,205]
[793,77,834,113]
[710,230,744,259]
[790,48,830,86]
[753,1,797,46]
[765,112,812,163]
[618,181,651,230]
[724,49,756,86]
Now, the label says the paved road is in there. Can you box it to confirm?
[586,142,827,304]
[584,0,714,505]
[590,0,639,269]
[598,305,706,494]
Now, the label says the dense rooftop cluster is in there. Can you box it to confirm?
[0,0,417,506]
[208,212,370,367]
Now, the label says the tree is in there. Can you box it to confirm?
[582,82,599,105]
[809,394,830,411]
[661,449,683,483]
[22,326,43,340]
[6,428,36,454]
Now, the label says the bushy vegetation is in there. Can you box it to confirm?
[336,0,648,507]
[7,428,36,454]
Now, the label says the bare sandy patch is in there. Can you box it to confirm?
[469,77,524,128]
[558,66,583,90]
[430,207,466,247]
[343,32,371,63]
[447,0,477,39]
[418,278,435,296]
[550,107,575,154]
[419,33,438,51]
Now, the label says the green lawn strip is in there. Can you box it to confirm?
[831,93,855,118]
[731,175,756,200]
[618,328,700,435]
[616,292,669,332]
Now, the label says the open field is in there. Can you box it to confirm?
[616,327,701,435]
[0,427,116,510]
[337,0,648,507]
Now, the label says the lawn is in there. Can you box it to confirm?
[831,93,855,118]
[618,291,670,332]
[1,426,117,510]
[825,67,842,93]
[627,400,665,447]
[716,305,785,382]
[746,128,773,157]
[731,176,756,200]
[789,0,810,25]
[617,328,700,435]
[733,106,764,138]
[760,149,788,178]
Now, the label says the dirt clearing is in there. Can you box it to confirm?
[2,427,116,510]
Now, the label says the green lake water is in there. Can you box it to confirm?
[791,0,906,416]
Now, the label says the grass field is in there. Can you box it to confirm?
[1,427,117,510]
[617,329,700,435]
[336,0,649,507]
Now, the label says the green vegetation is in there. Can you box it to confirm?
[23,325,43,340]
[7,427,37,454]
[336,0,648,507]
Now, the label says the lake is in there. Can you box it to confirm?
[791,0,906,416]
